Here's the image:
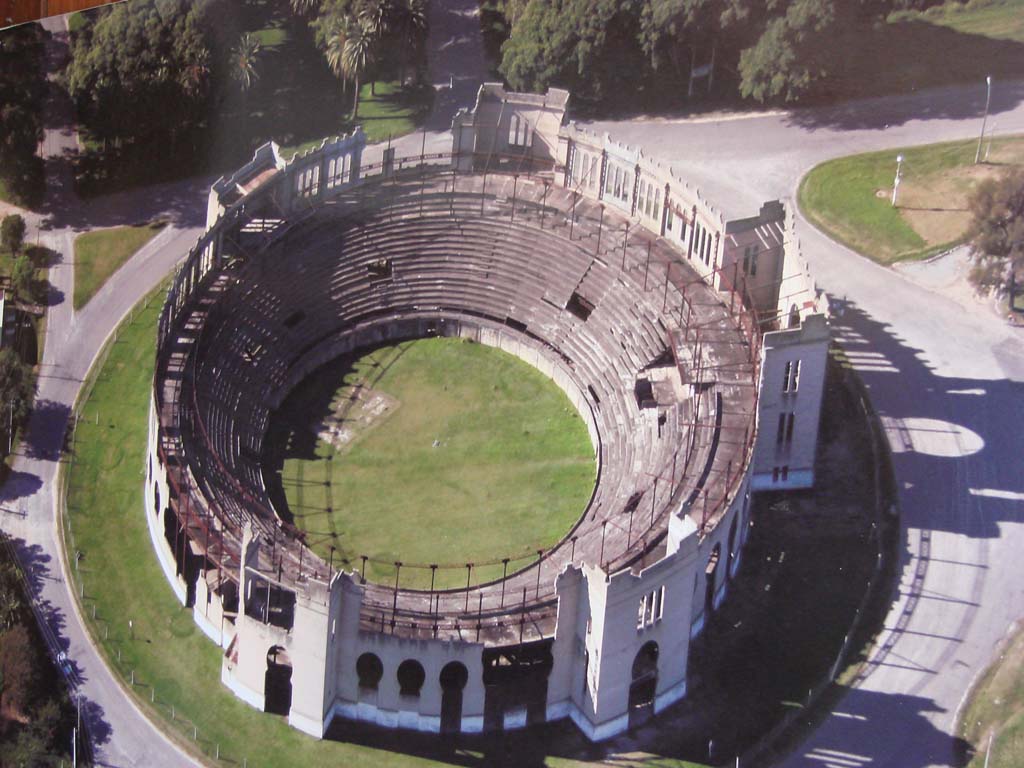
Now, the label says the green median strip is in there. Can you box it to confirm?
[73,222,166,310]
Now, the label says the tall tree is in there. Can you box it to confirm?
[340,20,376,116]
[0,349,35,427]
[738,0,836,103]
[230,32,263,91]
[1,215,26,256]
[66,0,224,149]
[290,0,323,15]
[967,168,1024,296]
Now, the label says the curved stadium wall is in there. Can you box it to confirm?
[143,85,829,742]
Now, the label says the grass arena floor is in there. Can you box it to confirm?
[263,338,596,590]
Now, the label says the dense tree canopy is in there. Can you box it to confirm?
[312,0,429,112]
[0,25,46,208]
[491,0,942,106]
[66,0,236,147]
[0,349,36,426]
[968,168,1024,297]
[1,215,26,256]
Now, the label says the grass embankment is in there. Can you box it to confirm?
[798,135,1024,264]
[63,295,884,768]
[960,623,1024,768]
[72,222,165,310]
[265,338,595,589]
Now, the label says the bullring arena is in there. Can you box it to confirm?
[144,85,831,741]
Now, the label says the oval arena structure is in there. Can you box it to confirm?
[145,84,831,741]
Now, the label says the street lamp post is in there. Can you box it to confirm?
[891,154,904,207]
[976,75,992,164]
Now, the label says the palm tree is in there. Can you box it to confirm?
[394,0,427,85]
[358,0,391,39]
[341,20,375,119]
[289,0,321,16]
[231,33,263,92]
[325,21,349,97]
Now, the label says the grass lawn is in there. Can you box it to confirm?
[891,0,1024,43]
[72,222,165,310]
[282,80,434,157]
[798,135,1024,264]
[959,623,1024,768]
[264,338,594,590]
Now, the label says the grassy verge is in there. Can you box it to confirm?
[72,222,165,310]
[265,337,594,589]
[890,0,1024,43]
[798,135,1024,264]
[959,622,1024,768]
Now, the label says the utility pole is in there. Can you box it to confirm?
[976,75,992,164]
[891,155,904,207]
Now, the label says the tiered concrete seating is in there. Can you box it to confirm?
[158,169,756,640]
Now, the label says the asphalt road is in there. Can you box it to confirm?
[3,8,1023,768]
[589,79,1024,768]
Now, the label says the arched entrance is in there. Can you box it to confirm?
[397,659,426,698]
[440,661,469,735]
[628,641,658,728]
[356,652,383,690]
[264,645,292,716]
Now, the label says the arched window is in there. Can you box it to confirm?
[397,659,426,697]
[440,661,468,691]
[356,652,383,690]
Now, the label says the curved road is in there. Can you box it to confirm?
[3,9,1023,768]
[590,79,1024,768]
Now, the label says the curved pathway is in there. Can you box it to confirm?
[589,80,1024,768]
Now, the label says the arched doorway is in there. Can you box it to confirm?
[397,659,425,698]
[628,641,659,728]
[440,661,469,735]
[264,646,292,716]
[356,652,383,691]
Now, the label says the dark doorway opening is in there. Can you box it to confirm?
[628,640,659,728]
[482,639,554,731]
[264,645,293,716]
[440,661,469,735]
